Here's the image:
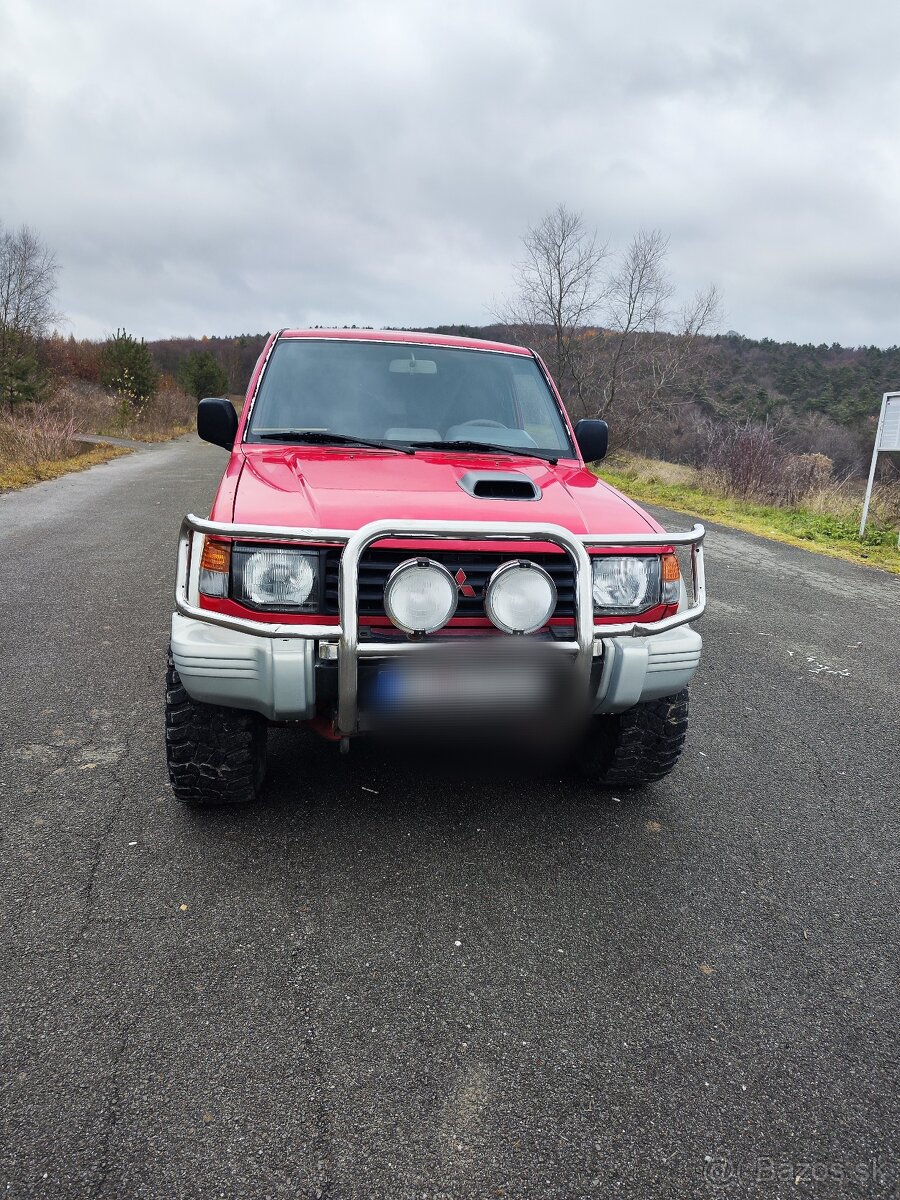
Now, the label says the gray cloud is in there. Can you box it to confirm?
[2,0,899,345]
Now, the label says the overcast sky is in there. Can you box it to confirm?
[2,0,899,346]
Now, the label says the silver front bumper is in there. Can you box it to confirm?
[172,515,706,730]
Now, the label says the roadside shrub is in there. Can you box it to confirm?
[869,479,900,527]
[48,378,118,432]
[787,452,834,496]
[135,378,195,438]
[703,421,785,499]
[779,412,867,478]
[625,407,721,468]
[700,420,835,505]
[45,376,194,440]
[0,409,80,465]
[608,401,873,486]
[40,334,102,383]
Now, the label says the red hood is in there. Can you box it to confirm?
[218,445,662,540]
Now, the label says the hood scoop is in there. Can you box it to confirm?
[458,471,541,501]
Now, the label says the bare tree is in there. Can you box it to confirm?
[0,223,61,407]
[498,204,608,408]
[499,207,721,427]
[660,283,722,399]
[602,279,722,421]
[0,224,60,338]
[600,230,673,414]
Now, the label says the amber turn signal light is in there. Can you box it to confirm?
[661,553,681,582]
[199,539,231,597]
[200,539,231,574]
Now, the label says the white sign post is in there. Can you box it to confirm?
[859,392,900,538]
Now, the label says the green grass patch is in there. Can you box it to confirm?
[596,462,900,575]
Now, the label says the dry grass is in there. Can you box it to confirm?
[0,441,130,491]
[0,379,195,491]
[606,454,695,487]
[800,478,900,527]
[49,378,195,440]
[607,452,900,529]
[0,410,81,465]
[0,405,109,492]
[600,452,900,574]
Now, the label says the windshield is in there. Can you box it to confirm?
[245,339,575,458]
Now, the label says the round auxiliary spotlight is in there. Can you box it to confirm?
[383,558,458,635]
[485,560,557,634]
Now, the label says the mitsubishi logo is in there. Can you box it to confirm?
[454,568,476,598]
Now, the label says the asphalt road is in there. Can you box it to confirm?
[1,437,898,1200]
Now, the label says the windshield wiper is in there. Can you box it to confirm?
[255,430,414,455]
[412,439,558,464]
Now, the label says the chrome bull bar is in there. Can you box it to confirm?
[175,515,706,734]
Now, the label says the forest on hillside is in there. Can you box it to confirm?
[424,325,900,478]
[701,336,900,430]
[5,217,897,488]
[28,324,899,483]
[138,326,900,479]
[141,327,900,436]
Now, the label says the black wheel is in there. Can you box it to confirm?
[577,688,689,789]
[165,649,267,806]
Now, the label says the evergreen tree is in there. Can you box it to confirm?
[178,350,229,401]
[100,329,159,402]
[0,333,45,407]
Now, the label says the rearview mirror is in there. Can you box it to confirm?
[574,419,608,463]
[198,397,238,450]
[389,356,437,374]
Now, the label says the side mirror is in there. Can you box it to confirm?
[574,419,608,463]
[197,397,238,450]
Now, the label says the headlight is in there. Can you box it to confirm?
[384,558,458,634]
[485,560,557,634]
[232,546,319,610]
[591,556,661,613]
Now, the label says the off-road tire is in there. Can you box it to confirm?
[165,650,267,805]
[577,688,689,789]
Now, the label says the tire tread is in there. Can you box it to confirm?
[165,649,266,806]
[579,688,689,788]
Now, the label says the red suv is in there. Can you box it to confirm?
[167,330,705,805]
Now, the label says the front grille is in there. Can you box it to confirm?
[323,548,576,618]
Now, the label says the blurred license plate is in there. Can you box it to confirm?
[371,658,553,713]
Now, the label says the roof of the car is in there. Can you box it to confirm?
[278,329,532,356]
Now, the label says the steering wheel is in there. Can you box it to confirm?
[455,419,507,429]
